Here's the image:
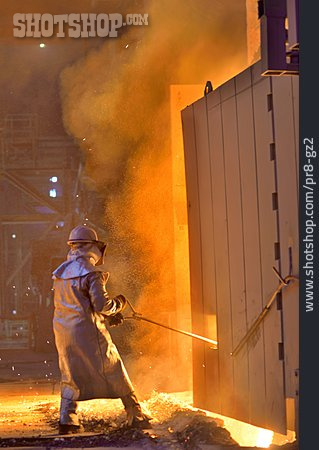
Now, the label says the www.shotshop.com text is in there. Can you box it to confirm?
[302,138,316,312]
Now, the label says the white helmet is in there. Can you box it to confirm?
[67,225,100,243]
[67,225,106,265]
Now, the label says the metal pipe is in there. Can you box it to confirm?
[124,298,218,349]
[125,315,218,348]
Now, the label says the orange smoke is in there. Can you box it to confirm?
[60,0,251,394]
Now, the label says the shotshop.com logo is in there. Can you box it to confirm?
[13,13,149,38]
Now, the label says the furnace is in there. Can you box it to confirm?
[180,0,299,439]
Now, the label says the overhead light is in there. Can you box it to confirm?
[50,176,58,183]
[11,234,16,239]
[56,221,65,228]
[39,43,46,48]
[12,310,17,315]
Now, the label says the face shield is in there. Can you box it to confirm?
[68,240,107,266]
[94,241,107,266]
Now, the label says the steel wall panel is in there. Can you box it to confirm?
[251,60,263,84]
[220,79,236,102]
[221,96,249,422]
[235,75,267,427]
[272,77,299,403]
[207,104,234,417]
[235,67,252,94]
[252,77,286,433]
[207,89,221,111]
[181,104,206,408]
[193,99,221,412]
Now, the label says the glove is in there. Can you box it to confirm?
[108,313,124,327]
[114,294,127,311]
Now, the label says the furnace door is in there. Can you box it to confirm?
[181,61,299,434]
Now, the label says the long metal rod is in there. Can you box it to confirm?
[125,315,218,348]
[124,298,218,348]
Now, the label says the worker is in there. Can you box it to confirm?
[52,225,151,434]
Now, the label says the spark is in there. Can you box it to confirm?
[11,234,16,239]
[12,366,15,371]
[39,43,46,48]
[82,137,86,141]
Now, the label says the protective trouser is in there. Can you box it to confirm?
[121,392,145,426]
[60,398,79,426]
[59,392,143,426]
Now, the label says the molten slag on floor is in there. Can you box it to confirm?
[0,385,295,448]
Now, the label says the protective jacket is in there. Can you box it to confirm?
[52,248,133,401]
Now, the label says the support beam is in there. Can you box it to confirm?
[0,214,60,224]
[0,170,64,215]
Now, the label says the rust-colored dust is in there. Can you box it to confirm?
[60,0,254,395]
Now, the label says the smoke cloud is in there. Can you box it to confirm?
[60,0,248,395]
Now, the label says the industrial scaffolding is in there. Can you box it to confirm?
[0,114,92,350]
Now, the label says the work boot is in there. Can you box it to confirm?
[58,422,84,435]
[121,392,152,429]
[130,413,153,429]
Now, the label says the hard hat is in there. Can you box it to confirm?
[67,225,103,246]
